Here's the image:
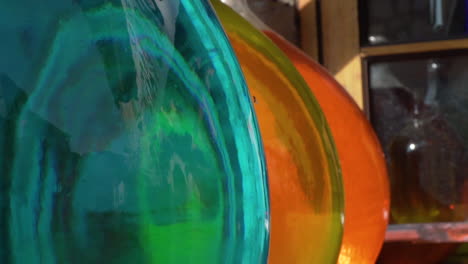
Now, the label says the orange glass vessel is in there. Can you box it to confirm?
[265,32,390,264]
[212,1,345,264]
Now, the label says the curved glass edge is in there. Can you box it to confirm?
[192,1,271,262]
[210,0,345,261]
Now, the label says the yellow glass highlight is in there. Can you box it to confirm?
[212,1,345,264]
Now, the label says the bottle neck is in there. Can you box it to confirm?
[220,0,272,31]
[410,101,439,126]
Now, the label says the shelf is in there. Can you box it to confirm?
[361,38,468,58]
[385,222,468,243]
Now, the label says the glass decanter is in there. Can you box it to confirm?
[389,61,467,223]
[0,1,269,263]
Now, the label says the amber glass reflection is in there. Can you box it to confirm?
[369,57,468,223]
[212,1,345,264]
[388,102,466,223]
[265,32,390,264]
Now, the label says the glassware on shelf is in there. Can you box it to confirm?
[388,97,466,223]
[369,57,468,224]
[212,1,345,263]
[221,1,391,263]
[0,1,270,263]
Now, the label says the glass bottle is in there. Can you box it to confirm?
[220,1,390,263]
[212,1,345,264]
[0,1,269,263]
[389,101,467,222]
[265,33,390,264]
[388,61,467,223]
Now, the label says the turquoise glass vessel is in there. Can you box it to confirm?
[0,1,269,263]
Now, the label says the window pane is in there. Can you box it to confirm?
[361,0,468,46]
[367,52,468,223]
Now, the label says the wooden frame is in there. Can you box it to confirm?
[318,0,364,108]
[298,0,468,110]
[362,39,468,57]
[298,0,319,60]
[386,223,468,243]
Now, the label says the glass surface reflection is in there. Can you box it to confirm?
[0,1,269,263]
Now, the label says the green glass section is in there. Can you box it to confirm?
[0,1,269,263]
